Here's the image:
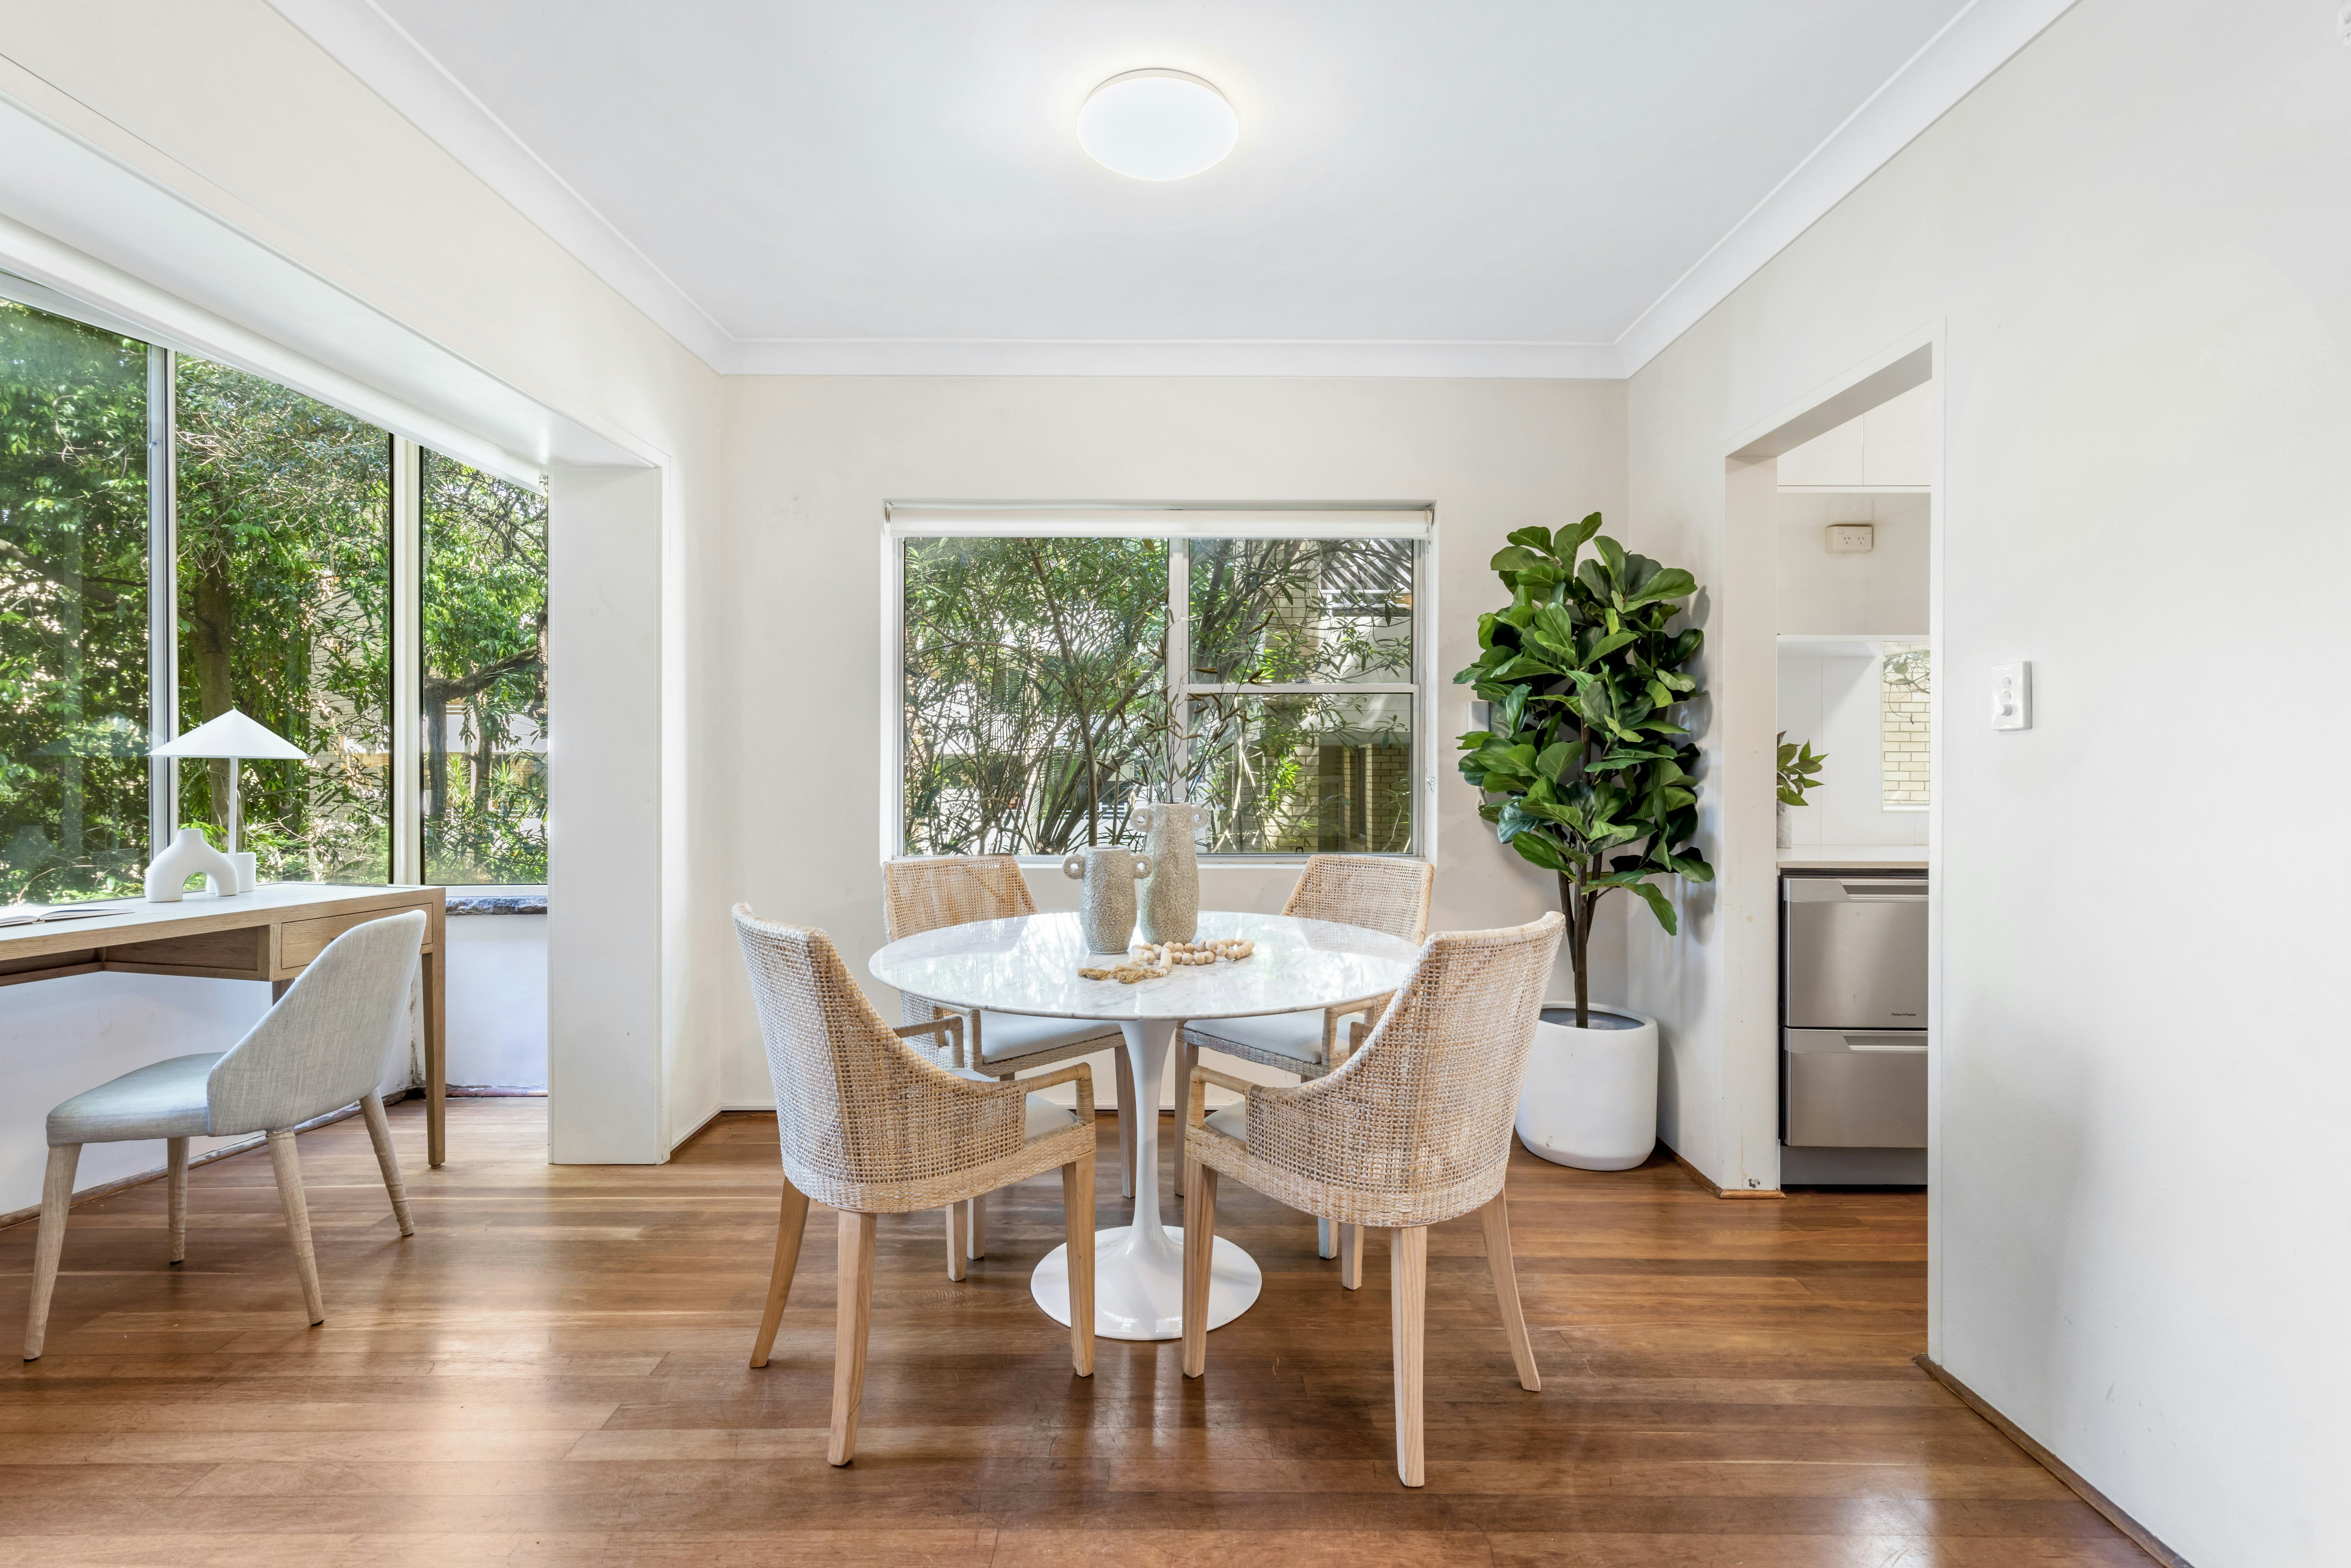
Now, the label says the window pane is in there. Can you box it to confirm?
[420,452,549,885]
[175,358,390,881]
[1187,692,1413,853]
[0,301,151,902]
[1188,537,1413,685]
[902,536,1168,854]
[1881,644,1930,808]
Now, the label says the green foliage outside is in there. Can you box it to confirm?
[901,535,1414,856]
[0,303,150,901]
[1455,513,1713,1025]
[422,452,547,884]
[0,296,550,900]
[175,357,391,884]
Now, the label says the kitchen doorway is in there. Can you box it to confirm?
[1715,332,1942,1199]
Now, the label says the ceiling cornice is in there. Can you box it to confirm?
[1610,0,2079,375]
[270,0,2079,382]
[265,0,737,370]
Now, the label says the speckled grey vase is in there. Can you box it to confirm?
[1062,845,1153,955]
[1131,801,1201,944]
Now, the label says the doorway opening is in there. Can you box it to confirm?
[1721,335,1940,1194]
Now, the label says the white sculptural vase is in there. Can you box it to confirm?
[143,827,238,903]
[1131,801,1202,944]
[1062,845,1152,955]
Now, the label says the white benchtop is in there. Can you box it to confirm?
[1777,844,1930,870]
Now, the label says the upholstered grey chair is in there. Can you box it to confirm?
[22,910,426,1361]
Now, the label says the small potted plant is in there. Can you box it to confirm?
[1456,514,1711,1170]
[1777,732,1826,849]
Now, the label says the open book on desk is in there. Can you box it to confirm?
[0,903,130,928]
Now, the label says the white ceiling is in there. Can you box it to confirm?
[273,0,2074,376]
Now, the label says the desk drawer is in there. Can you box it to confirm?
[104,926,270,980]
[281,906,435,971]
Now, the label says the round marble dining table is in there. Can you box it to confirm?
[868,908,1422,1342]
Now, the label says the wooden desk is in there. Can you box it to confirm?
[0,884,449,1166]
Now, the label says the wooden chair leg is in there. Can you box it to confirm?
[1341,1222,1363,1290]
[1172,1039,1195,1196]
[1114,1049,1137,1200]
[166,1137,190,1263]
[23,1144,80,1361]
[1181,1161,1219,1378]
[944,1200,968,1282]
[968,1192,986,1259]
[1391,1225,1428,1488]
[266,1130,325,1327]
[1316,1217,1336,1259]
[1061,1154,1096,1377]
[1481,1191,1541,1392]
[829,1209,877,1466]
[358,1093,414,1237]
[751,1179,810,1368]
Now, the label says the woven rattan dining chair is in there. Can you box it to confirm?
[1179,911,1562,1488]
[23,911,424,1360]
[1177,854,1435,1250]
[733,904,1097,1466]
[885,856,1138,1264]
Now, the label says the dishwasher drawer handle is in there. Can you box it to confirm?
[1846,1037,1927,1052]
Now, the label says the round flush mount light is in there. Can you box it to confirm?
[1077,69,1239,181]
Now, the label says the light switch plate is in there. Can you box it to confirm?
[1991,661,2032,730]
[1825,523,1874,554]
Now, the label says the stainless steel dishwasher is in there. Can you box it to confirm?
[1780,870,1928,1182]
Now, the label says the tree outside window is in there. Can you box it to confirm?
[900,532,1419,858]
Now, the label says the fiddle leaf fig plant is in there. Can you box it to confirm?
[1777,732,1826,806]
[1455,513,1713,1027]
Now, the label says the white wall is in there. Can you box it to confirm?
[0,1,725,1170]
[716,375,1627,1108]
[1626,0,2351,1560]
[443,917,548,1090]
[1776,493,1930,634]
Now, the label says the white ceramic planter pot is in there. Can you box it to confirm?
[1515,1003,1659,1171]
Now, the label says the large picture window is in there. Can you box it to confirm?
[896,513,1427,860]
[0,291,549,899]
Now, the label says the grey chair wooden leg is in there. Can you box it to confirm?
[944,1199,968,1282]
[266,1130,325,1326]
[1481,1191,1541,1392]
[167,1137,190,1263]
[1341,1221,1363,1290]
[968,1192,986,1259]
[24,1144,80,1361]
[358,1094,414,1237]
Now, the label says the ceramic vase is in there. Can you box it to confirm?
[1130,800,1201,944]
[1062,845,1152,955]
[1776,801,1793,850]
[143,827,236,903]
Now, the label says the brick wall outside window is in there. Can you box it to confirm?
[1881,645,1930,808]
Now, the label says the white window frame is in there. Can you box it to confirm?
[881,503,1439,868]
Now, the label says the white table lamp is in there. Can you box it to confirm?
[150,709,307,896]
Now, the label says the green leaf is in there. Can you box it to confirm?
[1508,831,1568,872]
[1627,879,1678,935]
[1594,534,1628,584]
[1504,525,1554,552]
[1622,567,1697,609]
[1535,740,1573,781]
[1489,545,1546,577]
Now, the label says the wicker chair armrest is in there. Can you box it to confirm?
[1186,1062,1259,1129]
[893,1014,964,1047]
[892,1013,965,1065]
[1017,1060,1096,1121]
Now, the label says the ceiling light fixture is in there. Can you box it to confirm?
[1077,70,1238,181]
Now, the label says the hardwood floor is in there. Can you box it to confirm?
[0,1099,2145,1566]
